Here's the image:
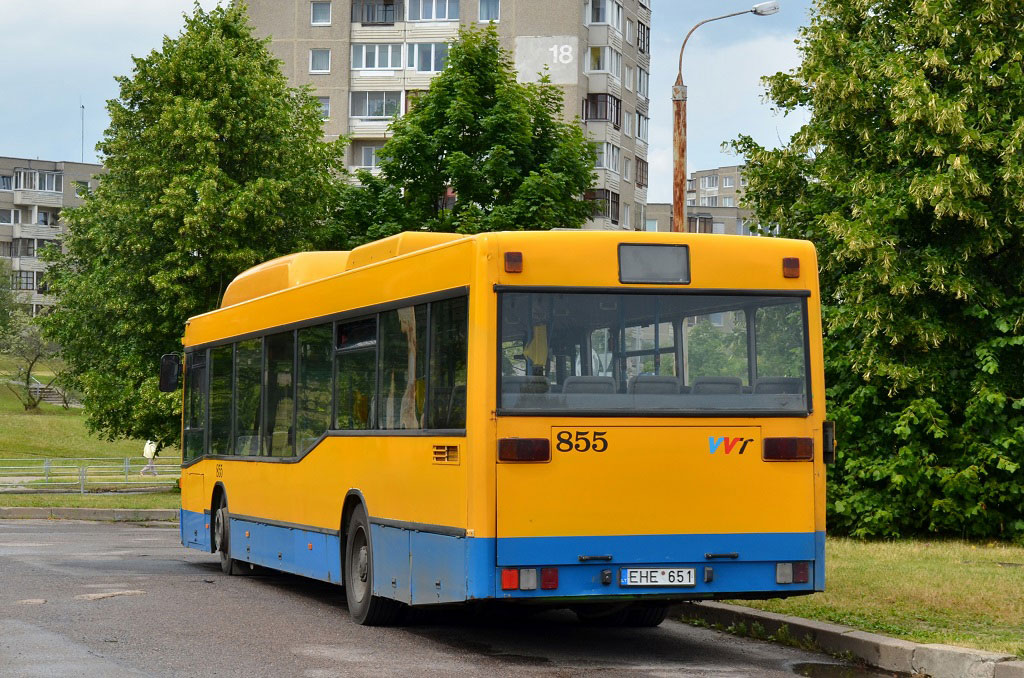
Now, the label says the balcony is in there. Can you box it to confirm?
[352,1,403,25]
[13,190,63,208]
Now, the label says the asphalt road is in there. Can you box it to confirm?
[0,520,877,678]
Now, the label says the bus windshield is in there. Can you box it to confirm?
[499,291,810,415]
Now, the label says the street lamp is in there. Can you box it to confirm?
[672,1,780,232]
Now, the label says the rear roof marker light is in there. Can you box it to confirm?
[505,251,523,273]
[763,437,814,461]
[783,257,800,278]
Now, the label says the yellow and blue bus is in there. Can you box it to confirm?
[165,230,833,626]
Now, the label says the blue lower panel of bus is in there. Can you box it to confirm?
[180,509,823,601]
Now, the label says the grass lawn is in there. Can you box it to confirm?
[0,490,181,510]
[730,538,1024,656]
[0,387,171,460]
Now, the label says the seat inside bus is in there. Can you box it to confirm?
[753,377,804,394]
[691,376,744,395]
[627,375,681,394]
[562,376,617,394]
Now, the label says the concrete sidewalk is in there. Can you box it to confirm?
[0,506,178,522]
[678,601,1024,678]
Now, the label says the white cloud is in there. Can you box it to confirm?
[646,32,809,203]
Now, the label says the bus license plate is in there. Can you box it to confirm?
[620,568,696,587]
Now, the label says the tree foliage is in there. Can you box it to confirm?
[340,24,596,243]
[0,259,15,341]
[1,310,60,412]
[41,3,346,446]
[734,0,1024,540]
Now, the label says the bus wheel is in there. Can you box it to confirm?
[344,505,402,626]
[574,602,668,627]
[624,603,669,627]
[214,499,246,576]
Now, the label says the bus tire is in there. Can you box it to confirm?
[623,602,669,627]
[214,499,247,576]
[344,505,402,626]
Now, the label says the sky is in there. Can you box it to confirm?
[0,0,813,203]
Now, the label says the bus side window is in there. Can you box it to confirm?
[235,338,263,455]
[378,305,428,430]
[183,350,207,462]
[428,296,468,429]
[336,317,377,430]
[297,324,333,451]
[264,331,296,458]
[209,345,234,456]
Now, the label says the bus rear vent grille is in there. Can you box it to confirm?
[432,445,460,465]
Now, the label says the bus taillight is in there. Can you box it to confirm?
[763,438,814,461]
[498,438,550,462]
[541,567,559,590]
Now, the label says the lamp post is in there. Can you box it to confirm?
[672,1,780,232]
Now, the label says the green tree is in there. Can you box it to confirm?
[1,310,60,412]
[733,0,1024,540]
[341,24,596,242]
[0,259,15,341]
[41,2,347,447]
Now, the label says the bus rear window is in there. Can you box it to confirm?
[498,291,809,415]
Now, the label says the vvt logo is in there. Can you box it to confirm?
[709,436,755,455]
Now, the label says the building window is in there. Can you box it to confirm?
[624,65,634,92]
[352,1,397,24]
[739,219,752,236]
[582,93,621,128]
[586,189,620,225]
[740,176,748,186]
[358,144,386,168]
[350,91,402,118]
[37,210,51,226]
[635,158,649,188]
[623,203,630,228]
[352,43,403,69]
[0,241,9,257]
[626,18,634,44]
[699,196,719,207]
[0,176,11,191]
[636,112,649,142]
[722,196,735,207]
[11,271,35,290]
[14,170,62,193]
[637,21,650,54]
[712,222,725,235]
[723,176,734,188]
[311,1,332,24]
[408,42,449,72]
[700,174,719,189]
[0,209,20,224]
[317,97,331,119]
[588,0,622,29]
[623,109,633,137]
[479,0,499,20]
[409,0,459,20]
[594,143,621,173]
[310,49,331,73]
[686,178,695,190]
[637,67,649,97]
[623,157,632,182]
[588,46,622,78]
[12,238,35,258]
[645,218,658,232]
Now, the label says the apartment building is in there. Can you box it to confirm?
[0,157,102,316]
[245,0,651,230]
[645,165,756,234]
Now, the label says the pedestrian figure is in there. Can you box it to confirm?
[140,440,158,476]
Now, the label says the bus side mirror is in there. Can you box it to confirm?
[822,421,836,464]
[159,354,181,392]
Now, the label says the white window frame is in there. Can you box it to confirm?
[407,42,449,72]
[37,210,51,226]
[311,1,332,25]
[408,0,460,21]
[588,46,622,78]
[624,65,634,92]
[645,218,658,232]
[0,175,12,191]
[0,208,20,224]
[722,196,735,207]
[352,43,403,70]
[350,90,403,119]
[479,0,499,21]
[623,156,632,182]
[309,48,331,74]
[358,144,386,168]
[623,110,633,137]
[317,96,331,119]
[623,203,630,228]
[626,18,634,44]
[723,176,734,188]
[636,112,649,142]
[595,142,621,173]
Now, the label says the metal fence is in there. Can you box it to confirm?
[0,458,179,493]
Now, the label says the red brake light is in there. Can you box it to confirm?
[504,251,523,273]
[782,257,800,278]
[498,438,550,462]
[501,568,519,590]
[793,561,810,584]
[541,567,559,590]
[763,437,814,461]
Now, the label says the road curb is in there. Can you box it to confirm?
[677,601,1019,678]
[0,507,178,522]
